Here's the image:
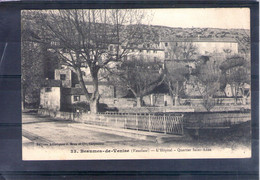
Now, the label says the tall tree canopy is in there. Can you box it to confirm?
[164,61,190,105]
[191,56,221,111]
[219,55,250,103]
[22,9,147,113]
[109,59,164,107]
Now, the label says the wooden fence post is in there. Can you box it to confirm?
[164,114,166,134]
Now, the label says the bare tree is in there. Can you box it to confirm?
[109,59,164,107]
[23,9,146,113]
[168,41,198,60]
[164,61,190,106]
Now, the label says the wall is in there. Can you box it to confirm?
[179,98,250,106]
[126,49,165,62]
[40,87,61,110]
[38,109,250,128]
[184,112,251,127]
[82,84,115,98]
[143,94,173,107]
[55,69,72,88]
[161,41,238,59]
[99,98,136,108]
[193,41,238,55]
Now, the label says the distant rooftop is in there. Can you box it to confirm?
[62,88,85,95]
[160,37,237,43]
[43,79,61,87]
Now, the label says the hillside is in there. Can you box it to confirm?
[139,24,250,53]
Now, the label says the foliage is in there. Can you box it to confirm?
[22,9,146,113]
[191,56,221,111]
[164,61,190,105]
[168,41,198,60]
[109,59,164,107]
[219,55,250,101]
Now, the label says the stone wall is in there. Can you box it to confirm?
[39,87,61,110]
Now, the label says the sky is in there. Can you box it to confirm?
[147,8,250,29]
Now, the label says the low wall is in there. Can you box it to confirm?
[38,108,251,129]
[184,112,251,127]
[99,98,136,108]
[38,109,75,121]
[179,98,250,106]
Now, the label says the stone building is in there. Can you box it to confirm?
[160,37,238,60]
[39,68,116,111]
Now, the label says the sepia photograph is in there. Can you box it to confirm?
[21,8,251,160]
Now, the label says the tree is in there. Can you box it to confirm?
[21,11,47,109]
[219,55,250,104]
[191,56,221,111]
[168,41,198,60]
[23,9,146,113]
[164,61,190,106]
[109,59,164,107]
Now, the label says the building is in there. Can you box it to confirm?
[121,42,165,63]
[40,36,241,111]
[39,68,117,111]
[160,37,238,60]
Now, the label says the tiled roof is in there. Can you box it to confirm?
[160,37,237,43]
[62,88,85,95]
[123,47,164,51]
[43,79,61,87]
[83,81,113,86]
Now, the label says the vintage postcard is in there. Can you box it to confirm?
[21,8,251,160]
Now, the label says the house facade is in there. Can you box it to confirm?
[40,68,117,111]
[40,36,243,111]
[160,37,238,60]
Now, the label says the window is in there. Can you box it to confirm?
[146,50,149,53]
[153,50,157,53]
[139,50,143,53]
[165,42,168,47]
[165,52,169,59]
[110,45,113,51]
[74,95,80,102]
[45,87,52,92]
[147,44,150,48]
[60,74,66,80]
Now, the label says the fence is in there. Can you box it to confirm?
[38,109,184,135]
[80,112,184,135]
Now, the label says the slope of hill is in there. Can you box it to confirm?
[138,24,250,53]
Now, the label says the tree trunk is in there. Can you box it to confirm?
[90,69,100,114]
[174,96,180,106]
[89,99,98,114]
[136,97,143,107]
[75,67,100,114]
[175,81,180,106]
